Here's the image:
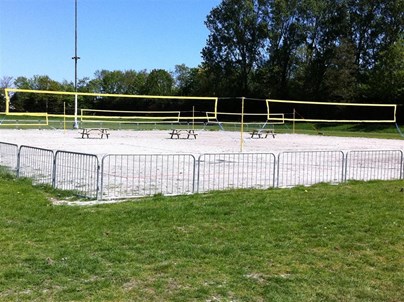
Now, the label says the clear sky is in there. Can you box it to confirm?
[0,0,221,83]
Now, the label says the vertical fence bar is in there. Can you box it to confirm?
[18,146,54,185]
[345,150,403,181]
[100,154,195,200]
[54,151,99,199]
[402,154,404,180]
[277,151,345,187]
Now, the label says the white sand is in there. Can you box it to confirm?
[0,129,403,156]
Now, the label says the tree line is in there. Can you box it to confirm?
[202,0,403,102]
[1,0,403,114]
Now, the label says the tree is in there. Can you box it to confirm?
[143,69,174,96]
[89,69,149,95]
[259,0,308,98]
[173,64,211,96]
[12,75,68,113]
[0,76,13,89]
[173,64,193,95]
[366,38,404,102]
[322,38,357,101]
[89,70,127,94]
[348,0,404,101]
[87,69,150,110]
[291,0,350,100]
[202,0,268,96]
[0,76,14,111]
[348,0,403,72]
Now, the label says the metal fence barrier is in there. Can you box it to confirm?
[277,151,345,187]
[18,146,54,185]
[54,151,99,199]
[1,142,403,201]
[345,150,403,181]
[101,154,196,199]
[197,153,276,193]
[0,142,18,174]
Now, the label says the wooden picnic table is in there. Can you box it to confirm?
[80,128,110,139]
[169,129,198,139]
[250,129,276,139]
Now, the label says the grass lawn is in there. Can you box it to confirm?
[0,175,403,301]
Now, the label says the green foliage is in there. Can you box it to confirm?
[143,69,175,96]
[9,76,74,114]
[0,176,403,301]
[173,64,209,96]
[89,69,148,95]
[202,0,268,96]
[322,38,358,101]
[203,0,404,102]
[366,38,404,102]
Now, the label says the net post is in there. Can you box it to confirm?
[73,94,79,129]
[5,88,10,114]
[393,104,397,123]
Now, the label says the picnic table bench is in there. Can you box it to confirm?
[169,129,198,139]
[80,128,110,139]
[250,129,276,139]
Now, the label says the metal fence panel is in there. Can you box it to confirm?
[0,142,18,174]
[18,146,54,185]
[100,154,196,199]
[345,150,403,181]
[3,137,404,201]
[197,153,276,193]
[54,151,99,199]
[277,151,344,187]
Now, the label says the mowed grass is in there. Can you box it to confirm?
[0,175,403,301]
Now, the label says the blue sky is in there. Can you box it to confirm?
[0,0,221,83]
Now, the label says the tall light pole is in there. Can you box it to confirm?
[72,0,80,128]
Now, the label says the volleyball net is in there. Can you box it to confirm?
[80,109,183,123]
[1,89,398,132]
[1,88,218,127]
[266,99,397,123]
[206,97,397,126]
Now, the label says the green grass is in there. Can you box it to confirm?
[273,122,403,139]
[0,174,403,301]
